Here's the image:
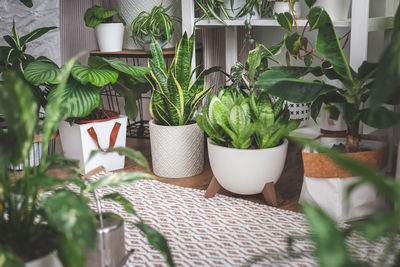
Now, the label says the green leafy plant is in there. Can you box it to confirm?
[290,136,400,267]
[18,0,33,8]
[257,2,400,152]
[130,4,181,45]
[148,32,212,126]
[196,87,299,149]
[0,56,174,266]
[23,55,151,121]
[196,0,232,24]
[84,5,126,28]
[0,20,57,108]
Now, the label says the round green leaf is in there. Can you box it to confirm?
[24,61,61,85]
[71,61,118,87]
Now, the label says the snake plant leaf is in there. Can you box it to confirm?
[174,32,192,88]
[150,90,171,125]
[311,8,354,84]
[71,61,118,87]
[277,12,293,31]
[370,6,400,109]
[247,45,262,84]
[86,172,154,192]
[47,79,102,118]
[213,101,237,140]
[149,35,167,74]
[149,60,169,94]
[166,71,185,124]
[20,26,57,46]
[135,221,175,267]
[0,71,38,167]
[360,107,400,129]
[24,61,61,85]
[43,190,98,250]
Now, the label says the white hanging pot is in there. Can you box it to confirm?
[117,0,181,50]
[315,0,351,21]
[149,120,204,178]
[25,251,62,267]
[273,1,301,18]
[59,114,127,174]
[95,23,124,52]
[208,138,288,195]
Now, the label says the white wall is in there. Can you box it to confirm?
[0,0,61,65]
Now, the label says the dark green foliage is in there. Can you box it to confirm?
[84,5,125,28]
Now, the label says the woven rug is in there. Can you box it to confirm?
[92,176,392,266]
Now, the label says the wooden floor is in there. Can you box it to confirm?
[124,138,305,213]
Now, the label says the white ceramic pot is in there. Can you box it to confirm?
[208,138,288,195]
[273,1,301,18]
[26,251,62,267]
[117,0,181,50]
[59,115,127,174]
[95,23,124,52]
[149,120,204,178]
[315,0,351,21]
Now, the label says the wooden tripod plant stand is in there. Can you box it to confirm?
[205,176,278,207]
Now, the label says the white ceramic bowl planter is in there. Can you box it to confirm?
[207,138,288,205]
[95,23,124,52]
[315,0,351,21]
[274,1,301,18]
[149,120,204,178]
[59,115,127,174]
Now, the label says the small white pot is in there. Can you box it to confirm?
[315,0,351,21]
[149,120,204,178]
[95,23,124,52]
[208,138,288,195]
[59,115,127,174]
[273,1,301,18]
[26,251,62,267]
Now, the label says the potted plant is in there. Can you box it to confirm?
[23,55,151,174]
[84,5,126,52]
[196,87,300,206]
[130,4,181,51]
[196,0,233,24]
[257,4,400,221]
[148,32,212,178]
[0,58,174,266]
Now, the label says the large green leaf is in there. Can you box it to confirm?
[0,71,38,167]
[310,7,353,84]
[71,61,118,86]
[83,6,116,28]
[277,12,293,31]
[302,204,353,267]
[56,236,85,267]
[24,61,61,85]
[20,26,57,46]
[330,102,360,123]
[43,190,97,250]
[47,78,102,118]
[360,107,400,129]
[90,57,150,78]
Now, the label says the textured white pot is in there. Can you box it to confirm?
[208,138,288,195]
[26,251,62,267]
[149,120,204,178]
[117,0,181,50]
[273,2,301,18]
[315,0,351,21]
[95,23,124,52]
[59,115,127,174]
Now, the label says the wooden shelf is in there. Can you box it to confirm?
[195,18,352,28]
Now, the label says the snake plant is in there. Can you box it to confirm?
[196,88,300,149]
[149,32,212,126]
[23,56,151,121]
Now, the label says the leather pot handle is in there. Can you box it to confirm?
[87,122,121,152]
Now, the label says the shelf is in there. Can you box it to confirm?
[195,18,352,28]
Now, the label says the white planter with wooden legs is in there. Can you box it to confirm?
[59,115,127,174]
[205,138,289,206]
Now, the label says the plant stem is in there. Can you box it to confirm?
[346,121,360,152]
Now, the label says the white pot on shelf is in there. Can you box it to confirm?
[208,138,288,195]
[273,1,301,18]
[95,23,124,52]
[59,115,127,174]
[315,0,351,21]
[117,0,181,50]
[149,120,204,178]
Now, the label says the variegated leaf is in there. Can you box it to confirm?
[71,61,118,87]
[24,61,61,85]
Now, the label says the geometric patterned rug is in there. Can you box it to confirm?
[93,176,393,267]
